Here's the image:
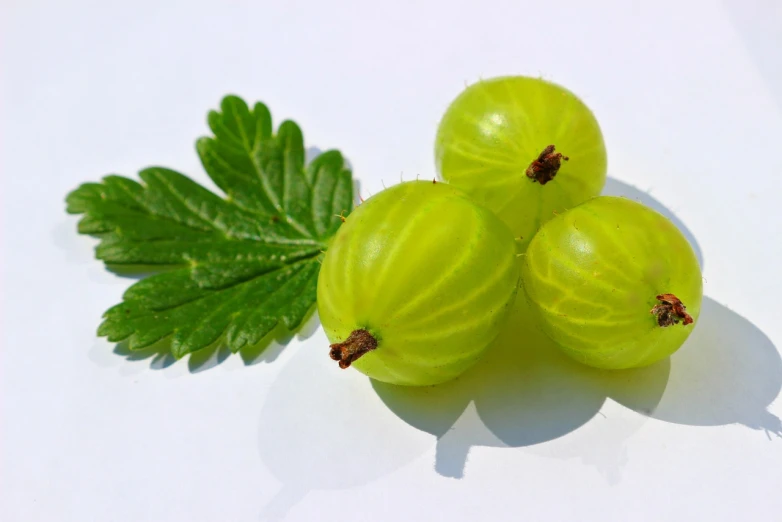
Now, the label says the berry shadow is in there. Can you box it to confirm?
[600,180,780,432]
[373,290,781,480]
[614,296,782,436]
[254,187,781,518]
[371,291,670,480]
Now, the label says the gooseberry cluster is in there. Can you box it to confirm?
[318,76,702,386]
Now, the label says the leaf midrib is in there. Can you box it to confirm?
[230,108,312,240]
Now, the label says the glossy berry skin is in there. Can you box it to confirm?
[435,76,607,251]
[521,196,702,369]
[317,180,519,386]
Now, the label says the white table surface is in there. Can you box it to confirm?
[3,1,782,520]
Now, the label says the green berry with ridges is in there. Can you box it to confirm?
[317,180,520,386]
[521,196,702,369]
[436,75,607,251]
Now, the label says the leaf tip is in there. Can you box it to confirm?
[220,94,249,113]
[195,136,212,153]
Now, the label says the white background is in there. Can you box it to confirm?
[2,0,782,520]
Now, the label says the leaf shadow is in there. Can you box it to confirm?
[112,339,176,370]
[52,217,98,265]
[240,329,293,366]
[187,343,232,373]
[103,315,313,373]
[240,307,321,366]
[104,264,181,281]
[295,309,321,342]
[109,336,231,374]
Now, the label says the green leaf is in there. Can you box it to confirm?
[67,95,353,358]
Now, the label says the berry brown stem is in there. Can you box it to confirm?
[525,145,569,185]
[329,329,378,368]
[651,294,693,327]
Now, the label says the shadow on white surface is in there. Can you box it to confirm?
[186,343,232,373]
[602,177,704,269]
[240,336,294,366]
[87,338,181,377]
[52,217,99,265]
[251,180,781,518]
[372,292,669,480]
[88,321,305,374]
[616,296,782,436]
[371,178,770,478]
[113,340,176,370]
[240,308,322,366]
[295,309,322,341]
[374,291,781,480]
[257,336,433,521]
[597,179,780,433]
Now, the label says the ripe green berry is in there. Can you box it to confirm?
[521,196,703,369]
[435,76,607,250]
[317,180,519,386]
